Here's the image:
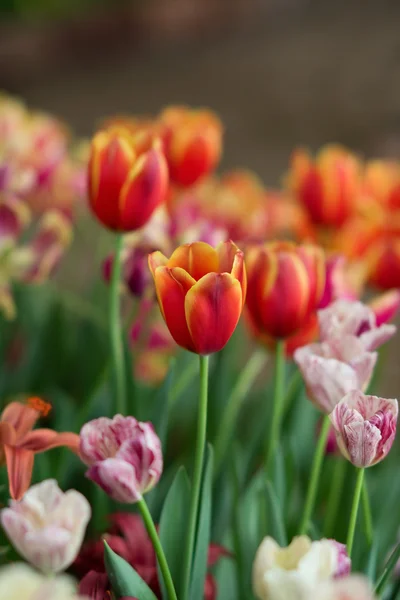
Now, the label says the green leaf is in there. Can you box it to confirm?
[265,479,287,546]
[157,466,190,598]
[104,541,158,600]
[189,444,214,600]
[151,361,175,450]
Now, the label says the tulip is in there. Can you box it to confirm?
[88,127,168,231]
[148,240,246,354]
[0,563,85,600]
[369,289,400,326]
[318,299,396,351]
[329,390,398,468]
[315,575,376,599]
[0,399,80,500]
[159,106,223,186]
[252,536,350,600]
[80,415,163,503]
[246,241,325,340]
[1,479,91,574]
[288,145,362,227]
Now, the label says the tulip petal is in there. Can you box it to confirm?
[86,458,141,503]
[19,429,80,454]
[148,250,168,277]
[5,446,34,500]
[185,272,242,354]
[119,148,168,231]
[168,242,219,281]
[153,266,196,351]
[1,402,39,440]
[216,241,247,301]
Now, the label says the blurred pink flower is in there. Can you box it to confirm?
[79,415,163,503]
[329,390,398,467]
[1,479,91,574]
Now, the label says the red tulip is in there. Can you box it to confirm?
[149,240,246,354]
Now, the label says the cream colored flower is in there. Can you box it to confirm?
[0,563,87,600]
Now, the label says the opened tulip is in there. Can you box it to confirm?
[1,479,91,574]
[288,145,362,227]
[0,398,80,500]
[0,563,85,600]
[148,240,246,354]
[329,390,398,468]
[246,241,325,340]
[252,536,350,600]
[159,106,223,186]
[88,127,168,231]
[80,415,162,503]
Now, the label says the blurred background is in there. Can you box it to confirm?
[2,0,400,182]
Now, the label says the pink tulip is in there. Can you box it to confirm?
[294,336,377,414]
[79,415,163,503]
[318,299,396,351]
[329,390,398,468]
[1,479,91,574]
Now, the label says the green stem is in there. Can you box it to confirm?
[299,414,330,535]
[231,456,247,600]
[110,233,126,415]
[138,498,178,600]
[214,350,266,475]
[181,354,209,600]
[265,341,286,471]
[375,539,400,596]
[362,476,374,547]
[346,468,364,557]
[323,458,347,538]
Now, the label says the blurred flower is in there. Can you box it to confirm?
[88,127,168,231]
[369,289,400,326]
[252,536,350,600]
[159,105,222,186]
[329,390,398,468]
[0,398,80,500]
[1,479,90,573]
[288,145,362,227]
[0,193,72,319]
[149,240,246,354]
[79,415,162,503]
[0,563,85,600]
[318,299,396,351]
[74,512,228,600]
[246,241,325,341]
[315,575,376,599]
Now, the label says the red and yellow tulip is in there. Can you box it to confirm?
[148,241,246,354]
[159,106,223,187]
[88,127,168,232]
[246,241,325,340]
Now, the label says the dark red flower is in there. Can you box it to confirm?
[74,513,229,600]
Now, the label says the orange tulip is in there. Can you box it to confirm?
[148,241,246,354]
[246,242,325,340]
[88,127,168,231]
[288,145,362,227]
[0,398,80,500]
[159,106,223,187]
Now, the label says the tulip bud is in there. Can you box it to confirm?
[88,128,168,232]
[149,240,246,354]
[252,536,350,600]
[1,479,91,574]
[246,241,325,340]
[79,415,163,503]
[329,390,398,468]
[288,145,362,227]
[159,106,223,186]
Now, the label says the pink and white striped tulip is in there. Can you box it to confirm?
[294,336,377,414]
[79,414,163,503]
[252,536,351,600]
[329,390,398,468]
[318,299,396,351]
[1,479,91,574]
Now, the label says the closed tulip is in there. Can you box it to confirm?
[159,106,223,186]
[88,127,168,232]
[246,241,325,340]
[148,240,246,354]
[329,390,398,468]
[0,564,85,600]
[80,415,163,503]
[1,479,91,574]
